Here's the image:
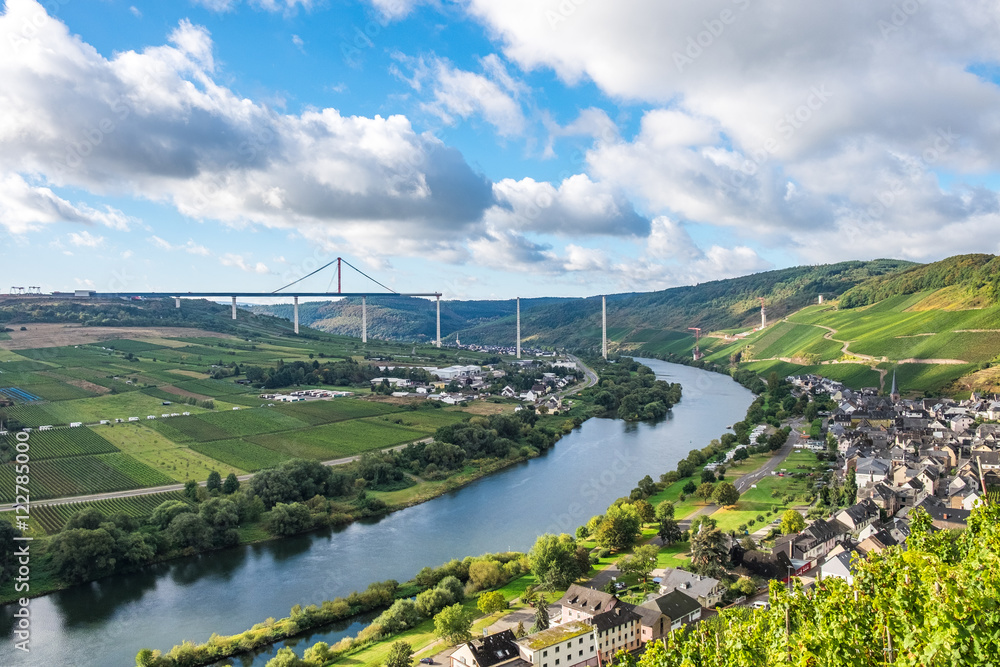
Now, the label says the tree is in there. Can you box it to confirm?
[689,526,729,578]
[658,517,682,546]
[206,470,222,493]
[183,479,199,500]
[266,647,307,667]
[416,587,454,618]
[150,500,193,529]
[478,591,508,615]
[733,447,749,461]
[731,576,757,596]
[264,502,314,536]
[682,480,697,495]
[712,482,740,507]
[222,472,240,495]
[596,503,642,551]
[377,599,422,634]
[617,544,659,587]
[655,501,675,523]
[676,460,694,478]
[49,528,118,582]
[385,641,414,667]
[844,470,858,505]
[695,482,716,501]
[165,513,212,550]
[700,469,716,484]
[434,603,473,644]
[633,499,656,523]
[0,519,23,585]
[528,533,584,588]
[530,596,550,632]
[467,559,504,591]
[514,621,527,638]
[437,576,465,602]
[781,509,806,534]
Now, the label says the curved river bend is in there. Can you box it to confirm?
[1,360,753,666]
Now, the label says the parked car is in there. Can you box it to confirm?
[420,659,434,664]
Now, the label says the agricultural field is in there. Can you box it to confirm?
[272,398,403,425]
[362,409,471,433]
[249,418,429,460]
[41,392,212,425]
[1,428,119,460]
[195,408,310,438]
[744,322,842,362]
[0,452,174,502]
[94,424,245,481]
[1,404,61,428]
[741,361,883,389]
[886,363,980,397]
[17,382,97,401]
[188,438,290,472]
[29,491,192,535]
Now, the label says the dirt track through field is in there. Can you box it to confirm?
[0,324,232,350]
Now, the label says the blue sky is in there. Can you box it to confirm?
[2,0,1000,302]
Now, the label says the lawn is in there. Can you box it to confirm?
[94,424,245,482]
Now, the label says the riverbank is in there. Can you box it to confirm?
[3,359,747,667]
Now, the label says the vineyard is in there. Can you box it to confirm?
[249,418,427,460]
[189,438,290,472]
[0,453,174,502]
[30,491,192,534]
[272,398,402,425]
[195,408,308,438]
[1,428,119,460]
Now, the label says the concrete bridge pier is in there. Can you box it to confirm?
[293,296,299,334]
[362,296,367,343]
[175,297,180,308]
[602,295,607,359]
[436,295,441,348]
[231,296,237,320]
[516,297,521,359]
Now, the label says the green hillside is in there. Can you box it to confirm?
[839,253,1000,308]
[648,255,1000,397]
[250,296,571,342]
[450,259,914,348]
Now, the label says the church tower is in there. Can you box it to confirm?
[889,369,900,403]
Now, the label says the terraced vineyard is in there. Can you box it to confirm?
[30,491,192,534]
[0,453,174,502]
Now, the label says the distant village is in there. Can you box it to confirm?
[443,370,1000,667]
[366,358,580,413]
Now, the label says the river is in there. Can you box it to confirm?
[1,359,754,666]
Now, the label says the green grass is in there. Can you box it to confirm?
[30,491,192,535]
[888,363,979,396]
[1,428,119,460]
[359,409,470,433]
[39,392,210,425]
[156,415,231,442]
[249,418,428,460]
[94,424,245,482]
[189,438,290,472]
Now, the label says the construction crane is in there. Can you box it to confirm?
[28,286,41,294]
[688,327,703,360]
[9,286,24,295]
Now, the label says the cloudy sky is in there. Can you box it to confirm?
[2,0,999,300]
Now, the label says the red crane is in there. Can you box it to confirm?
[688,327,703,360]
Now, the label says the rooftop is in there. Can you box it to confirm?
[517,621,594,651]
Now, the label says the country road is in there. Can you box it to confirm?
[560,354,599,398]
[0,438,431,513]
[678,419,803,529]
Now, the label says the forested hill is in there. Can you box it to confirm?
[249,296,572,343]
[839,253,1000,308]
[449,259,914,348]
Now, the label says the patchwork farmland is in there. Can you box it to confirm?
[0,325,483,502]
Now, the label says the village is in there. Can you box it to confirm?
[434,370,1000,667]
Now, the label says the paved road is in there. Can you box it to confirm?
[678,419,805,528]
[0,438,430,513]
[559,354,599,398]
